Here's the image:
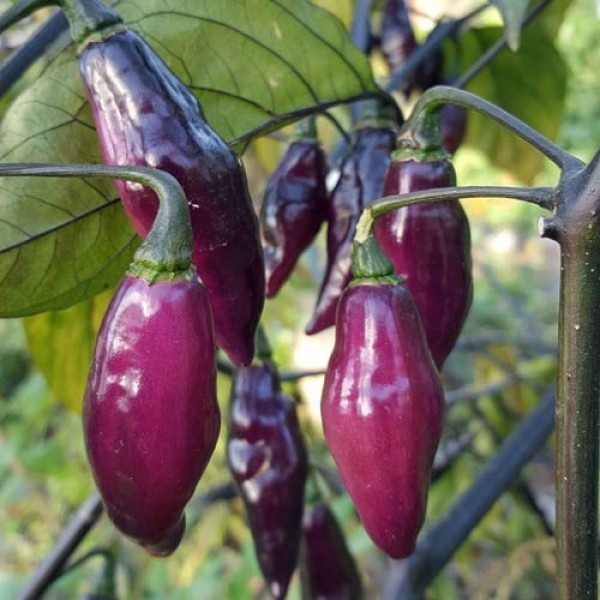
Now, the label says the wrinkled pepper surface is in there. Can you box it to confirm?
[300,502,363,600]
[227,362,308,599]
[261,120,328,298]
[321,238,444,558]
[374,152,472,368]
[306,104,397,334]
[78,24,264,366]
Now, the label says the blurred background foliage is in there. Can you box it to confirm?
[0,0,598,597]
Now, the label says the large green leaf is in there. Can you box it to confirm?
[460,24,566,184]
[0,0,378,317]
[23,288,114,413]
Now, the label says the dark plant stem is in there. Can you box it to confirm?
[17,492,103,600]
[453,0,552,89]
[384,3,488,94]
[406,87,579,169]
[382,389,555,599]
[541,153,600,599]
[0,10,69,98]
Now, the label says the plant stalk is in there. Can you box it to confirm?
[547,154,600,599]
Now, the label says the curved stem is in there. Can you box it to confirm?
[0,0,55,34]
[354,185,555,243]
[406,87,580,169]
[0,162,192,273]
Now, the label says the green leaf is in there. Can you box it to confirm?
[489,0,530,50]
[23,288,114,413]
[459,25,566,184]
[0,0,378,317]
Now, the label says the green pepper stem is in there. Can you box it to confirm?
[0,163,192,275]
[255,324,273,362]
[406,87,582,170]
[0,0,55,34]
[58,0,121,45]
[354,185,555,245]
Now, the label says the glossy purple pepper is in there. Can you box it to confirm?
[227,362,308,599]
[262,133,328,298]
[306,118,396,335]
[84,273,219,556]
[300,502,362,600]
[380,0,418,94]
[374,157,472,367]
[321,241,444,558]
[79,29,264,367]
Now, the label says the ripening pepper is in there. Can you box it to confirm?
[300,502,363,600]
[84,273,219,556]
[440,103,467,155]
[262,119,328,298]
[373,149,472,368]
[83,157,220,556]
[379,0,418,94]
[306,103,397,335]
[321,237,444,558]
[227,362,308,600]
[75,11,264,367]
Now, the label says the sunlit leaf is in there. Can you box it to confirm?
[23,288,114,412]
[0,0,378,317]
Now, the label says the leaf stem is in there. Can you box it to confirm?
[0,163,192,275]
[406,87,581,169]
[354,184,554,244]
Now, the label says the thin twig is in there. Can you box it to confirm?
[454,0,552,89]
[17,492,103,600]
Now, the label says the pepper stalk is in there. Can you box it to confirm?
[0,162,193,281]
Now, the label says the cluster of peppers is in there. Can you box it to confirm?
[34,0,473,595]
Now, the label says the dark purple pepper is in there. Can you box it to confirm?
[300,502,362,600]
[79,29,264,367]
[262,137,328,298]
[321,246,444,558]
[306,123,396,335]
[84,273,219,556]
[380,0,418,93]
[227,363,308,599]
[441,104,468,155]
[373,157,472,368]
